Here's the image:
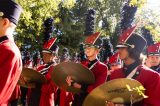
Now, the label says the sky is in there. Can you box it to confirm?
[146,0,160,14]
[146,0,160,38]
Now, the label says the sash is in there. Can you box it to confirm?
[89,61,98,70]
[126,65,142,79]
[39,62,54,75]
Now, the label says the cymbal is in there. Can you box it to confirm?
[18,68,47,88]
[51,61,95,93]
[83,78,146,106]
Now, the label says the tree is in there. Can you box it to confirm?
[15,0,75,64]
[15,0,75,49]
[136,9,160,42]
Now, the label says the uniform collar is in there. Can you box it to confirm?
[151,64,160,72]
[123,61,140,76]
[88,59,98,68]
[46,61,55,66]
[0,36,8,43]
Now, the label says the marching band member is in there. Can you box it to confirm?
[145,42,160,73]
[0,0,22,105]
[66,9,108,106]
[39,37,59,106]
[28,37,59,106]
[66,32,108,106]
[55,47,74,106]
[107,26,160,106]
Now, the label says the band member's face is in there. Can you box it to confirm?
[42,52,54,63]
[0,17,15,34]
[147,55,160,67]
[117,47,129,60]
[0,17,5,32]
[0,17,8,26]
[84,46,99,58]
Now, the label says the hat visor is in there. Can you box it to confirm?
[148,53,160,56]
[42,49,58,56]
[84,44,101,49]
[42,50,52,54]
[116,44,128,48]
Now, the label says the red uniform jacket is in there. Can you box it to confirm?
[0,36,22,104]
[84,61,108,93]
[72,60,108,106]
[37,64,58,106]
[9,85,21,102]
[59,89,73,106]
[110,65,160,106]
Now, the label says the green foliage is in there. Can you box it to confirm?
[14,0,160,54]
[15,0,126,52]
[135,8,160,42]
[15,0,75,51]
[130,0,146,7]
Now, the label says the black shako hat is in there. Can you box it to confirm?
[116,25,146,53]
[0,0,23,25]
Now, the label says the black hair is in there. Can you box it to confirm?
[127,47,141,64]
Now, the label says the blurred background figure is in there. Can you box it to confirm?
[99,37,114,64]
[145,42,160,73]
[60,47,70,62]
[23,52,33,68]
[71,52,79,63]
[77,43,87,64]
[107,52,122,81]
[33,51,43,69]
[108,53,122,71]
